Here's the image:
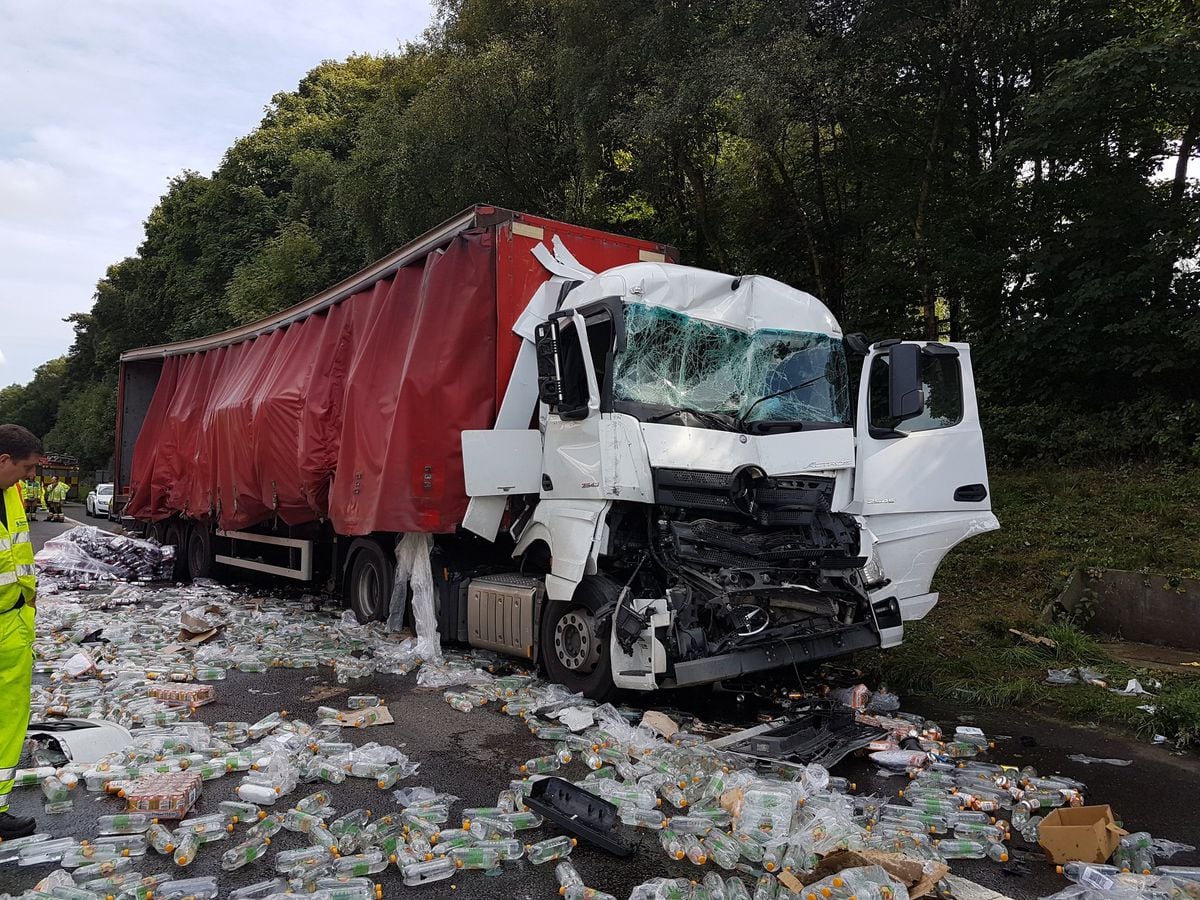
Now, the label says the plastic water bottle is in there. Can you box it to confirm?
[221,836,272,871]
[556,860,585,889]
[96,813,153,835]
[683,833,708,865]
[701,872,730,900]
[154,876,220,900]
[936,838,986,859]
[450,846,502,871]
[619,806,668,830]
[474,838,524,860]
[334,850,389,876]
[402,856,456,886]
[228,878,289,900]
[986,842,1010,863]
[172,832,200,866]
[703,831,741,870]
[526,836,576,864]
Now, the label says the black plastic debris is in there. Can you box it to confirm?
[524,777,634,857]
[740,701,887,767]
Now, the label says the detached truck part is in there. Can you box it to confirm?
[115,205,998,699]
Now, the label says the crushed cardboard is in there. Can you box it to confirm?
[804,850,949,900]
[640,710,680,739]
[338,705,394,727]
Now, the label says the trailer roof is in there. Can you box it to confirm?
[121,205,549,362]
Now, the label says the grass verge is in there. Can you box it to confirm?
[870,465,1200,749]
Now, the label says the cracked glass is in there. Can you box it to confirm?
[612,303,849,425]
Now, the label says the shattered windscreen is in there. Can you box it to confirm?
[613,303,849,426]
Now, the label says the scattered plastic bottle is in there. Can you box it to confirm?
[221,836,272,871]
[557,860,585,889]
[753,874,778,900]
[936,839,986,859]
[526,836,577,864]
[228,878,289,900]
[219,800,264,823]
[402,856,456,886]
[334,850,389,876]
[619,805,668,830]
[519,754,561,775]
[704,831,742,870]
[154,876,220,899]
[173,832,200,866]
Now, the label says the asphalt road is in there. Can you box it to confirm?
[9,518,1199,900]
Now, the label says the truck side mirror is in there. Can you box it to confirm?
[535,321,565,408]
[888,343,924,421]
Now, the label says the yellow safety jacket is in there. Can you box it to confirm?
[47,482,69,503]
[20,480,40,502]
[0,485,36,611]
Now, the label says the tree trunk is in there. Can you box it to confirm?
[914,74,952,340]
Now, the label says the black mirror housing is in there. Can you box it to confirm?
[888,343,924,420]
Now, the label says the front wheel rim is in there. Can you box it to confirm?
[554,608,601,673]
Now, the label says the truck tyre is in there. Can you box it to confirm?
[164,521,191,582]
[187,525,213,580]
[346,539,393,624]
[540,575,618,702]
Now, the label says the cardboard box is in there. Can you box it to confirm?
[1038,805,1127,864]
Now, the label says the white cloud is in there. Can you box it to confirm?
[0,0,435,386]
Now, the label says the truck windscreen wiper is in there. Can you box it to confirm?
[735,374,830,432]
[645,407,740,430]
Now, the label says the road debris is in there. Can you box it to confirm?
[1066,755,1133,767]
[3,577,1196,900]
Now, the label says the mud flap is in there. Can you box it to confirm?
[609,596,670,691]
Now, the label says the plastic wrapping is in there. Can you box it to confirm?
[387,533,441,663]
[34,526,175,582]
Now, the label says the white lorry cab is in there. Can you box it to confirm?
[462,247,998,698]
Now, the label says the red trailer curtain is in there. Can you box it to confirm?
[125,231,497,534]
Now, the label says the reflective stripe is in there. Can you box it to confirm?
[0,767,14,781]
[0,572,16,585]
[0,539,9,552]
[15,565,35,577]
[13,532,30,544]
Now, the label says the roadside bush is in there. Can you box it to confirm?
[984,399,1200,467]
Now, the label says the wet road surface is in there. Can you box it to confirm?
[9,520,1199,899]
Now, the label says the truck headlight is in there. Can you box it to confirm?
[862,545,885,587]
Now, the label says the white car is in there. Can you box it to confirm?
[86,483,114,518]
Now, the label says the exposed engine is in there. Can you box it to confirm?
[608,466,872,673]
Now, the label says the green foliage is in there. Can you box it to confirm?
[43,382,117,471]
[7,0,1200,473]
[0,357,68,438]
[877,467,1200,743]
[223,222,325,324]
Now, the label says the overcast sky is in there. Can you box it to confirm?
[0,0,434,386]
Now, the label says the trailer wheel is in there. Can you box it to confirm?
[346,539,393,624]
[539,575,618,701]
[187,525,213,580]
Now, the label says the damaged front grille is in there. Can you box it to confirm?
[654,468,862,566]
[654,467,842,527]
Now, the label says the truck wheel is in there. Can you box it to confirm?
[164,521,190,582]
[539,576,618,701]
[187,525,213,580]
[346,539,393,624]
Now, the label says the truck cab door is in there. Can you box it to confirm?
[537,305,612,500]
[852,342,998,633]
